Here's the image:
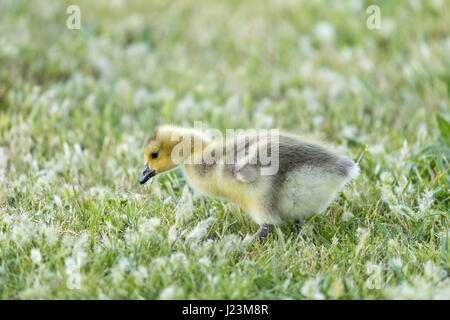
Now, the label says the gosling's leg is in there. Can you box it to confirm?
[294,218,308,239]
[243,224,274,244]
[294,218,304,232]
[255,224,274,239]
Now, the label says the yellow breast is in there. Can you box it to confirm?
[183,164,255,212]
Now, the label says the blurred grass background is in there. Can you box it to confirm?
[0,0,448,299]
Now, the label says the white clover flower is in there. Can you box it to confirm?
[423,261,443,282]
[124,230,138,245]
[358,56,374,72]
[298,63,314,83]
[89,186,110,199]
[301,278,324,300]
[19,279,50,299]
[380,18,396,37]
[82,93,96,110]
[176,185,193,223]
[105,221,115,231]
[418,189,434,216]
[347,0,362,11]
[312,115,324,127]
[419,41,432,62]
[384,276,450,299]
[2,214,13,226]
[110,257,130,286]
[302,88,320,112]
[198,256,211,267]
[11,222,32,244]
[399,140,409,160]
[117,257,130,272]
[133,87,151,107]
[217,234,242,257]
[158,285,178,300]
[175,94,195,117]
[225,94,241,115]
[380,171,393,185]
[430,0,444,9]
[111,0,125,8]
[434,282,450,299]
[149,180,163,198]
[355,228,370,257]
[342,210,354,222]
[101,234,112,247]
[207,274,219,288]
[339,46,353,63]
[297,36,313,55]
[388,239,399,252]
[36,170,57,187]
[392,257,403,268]
[115,142,129,157]
[118,14,145,36]
[151,87,175,102]
[368,144,385,155]
[110,268,123,286]
[341,126,357,140]
[53,195,62,207]
[0,37,19,57]
[126,42,149,60]
[185,217,216,244]
[357,228,369,245]
[30,248,42,264]
[282,278,291,290]
[0,147,7,168]
[380,183,398,208]
[116,79,132,97]
[328,277,344,299]
[65,252,85,290]
[167,225,178,245]
[253,110,275,129]
[365,262,383,290]
[105,157,118,173]
[170,252,188,268]
[385,280,422,299]
[138,217,161,237]
[75,233,90,250]
[74,250,87,268]
[314,21,335,44]
[395,176,411,196]
[153,257,168,269]
[132,266,148,285]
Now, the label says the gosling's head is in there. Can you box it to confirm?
[139,125,208,184]
[139,125,181,184]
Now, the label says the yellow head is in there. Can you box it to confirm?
[139,125,208,184]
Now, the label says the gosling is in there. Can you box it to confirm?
[139,125,359,241]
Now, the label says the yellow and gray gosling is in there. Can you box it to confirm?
[139,125,359,241]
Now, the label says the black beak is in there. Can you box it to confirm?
[139,165,156,184]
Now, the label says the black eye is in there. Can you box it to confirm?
[151,152,158,159]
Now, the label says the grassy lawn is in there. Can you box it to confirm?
[0,0,449,299]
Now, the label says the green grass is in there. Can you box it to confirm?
[0,0,449,299]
